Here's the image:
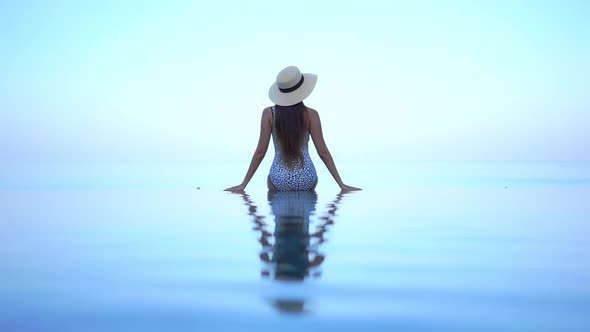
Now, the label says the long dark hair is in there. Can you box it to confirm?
[274,102,307,169]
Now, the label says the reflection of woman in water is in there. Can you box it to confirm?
[234,190,347,314]
[263,191,321,280]
[225,66,360,192]
[237,190,345,281]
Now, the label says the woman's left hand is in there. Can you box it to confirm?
[224,184,246,192]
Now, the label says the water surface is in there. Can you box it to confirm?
[1,161,589,331]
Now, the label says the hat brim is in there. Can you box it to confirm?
[269,73,317,106]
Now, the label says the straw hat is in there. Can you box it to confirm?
[269,66,317,106]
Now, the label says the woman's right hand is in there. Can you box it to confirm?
[340,184,362,192]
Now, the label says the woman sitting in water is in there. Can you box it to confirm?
[225,66,360,192]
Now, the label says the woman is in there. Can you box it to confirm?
[225,66,360,192]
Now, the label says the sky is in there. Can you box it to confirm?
[1,0,589,163]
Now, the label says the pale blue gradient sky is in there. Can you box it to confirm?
[1,0,589,162]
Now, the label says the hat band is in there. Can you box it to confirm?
[279,75,304,93]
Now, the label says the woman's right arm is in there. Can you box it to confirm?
[308,108,361,192]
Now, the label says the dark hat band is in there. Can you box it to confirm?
[278,75,304,93]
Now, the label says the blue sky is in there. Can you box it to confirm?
[1,0,589,162]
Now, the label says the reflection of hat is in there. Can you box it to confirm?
[269,66,317,106]
[272,299,305,313]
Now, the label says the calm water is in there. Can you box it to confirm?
[1,161,589,331]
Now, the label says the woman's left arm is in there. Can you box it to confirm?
[224,108,272,192]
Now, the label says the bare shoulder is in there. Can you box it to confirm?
[262,106,272,117]
[306,106,319,117]
[261,107,273,126]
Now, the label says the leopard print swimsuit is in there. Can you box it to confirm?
[268,106,318,191]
